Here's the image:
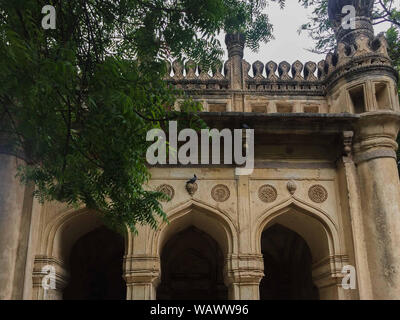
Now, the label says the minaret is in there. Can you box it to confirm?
[225,33,248,111]
[328,0,400,299]
[225,33,245,90]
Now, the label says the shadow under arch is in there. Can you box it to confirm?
[43,208,129,262]
[260,223,319,300]
[151,199,239,258]
[254,196,341,263]
[37,208,128,300]
[147,200,238,300]
[254,197,345,300]
[156,226,228,300]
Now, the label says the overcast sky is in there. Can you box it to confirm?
[219,1,398,65]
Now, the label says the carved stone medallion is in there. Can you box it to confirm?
[156,184,175,202]
[258,185,278,203]
[211,184,230,203]
[308,185,328,203]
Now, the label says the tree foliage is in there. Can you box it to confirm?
[0,0,285,232]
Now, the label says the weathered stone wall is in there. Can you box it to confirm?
[1,0,400,300]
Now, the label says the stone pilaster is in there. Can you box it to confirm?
[353,111,400,299]
[32,255,69,300]
[124,255,160,300]
[312,254,351,300]
[339,131,373,299]
[224,254,264,300]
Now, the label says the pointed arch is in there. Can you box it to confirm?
[255,196,347,299]
[149,199,239,257]
[34,207,128,300]
[254,196,342,263]
[41,208,129,263]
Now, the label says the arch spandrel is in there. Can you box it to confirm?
[248,178,340,224]
[147,178,239,224]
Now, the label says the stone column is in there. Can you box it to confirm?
[31,255,69,300]
[224,254,264,300]
[0,152,27,299]
[124,255,160,300]
[353,111,400,299]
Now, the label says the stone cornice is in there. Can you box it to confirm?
[200,112,359,133]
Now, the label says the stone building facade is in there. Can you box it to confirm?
[1,1,400,300]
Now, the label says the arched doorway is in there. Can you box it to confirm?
[260,224,319,300]
[156,226,228,300]
[63,226,126,300]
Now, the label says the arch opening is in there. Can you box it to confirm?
[156,226,228,300]
[156,204,235,257]
[260,224,319,300]
[63,226,126,300]
[255,201,337,264]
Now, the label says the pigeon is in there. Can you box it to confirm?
[242,124,250,129]
[187,174,197,184]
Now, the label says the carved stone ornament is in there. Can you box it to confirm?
[343,131,354,157]
[287,180,297,195]
[309,185,328,203]
[186,182,198,197]
[258,185,278,203]
[211,184,230,203]
[156,184,175,202]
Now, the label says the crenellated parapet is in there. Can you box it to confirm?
[163,0,398,114]
[167,57,318,82]
[164,36,396,101]
[164,30,396,94]
[165,58,325,95]
[164,59,229,90]
[244,60,324,95]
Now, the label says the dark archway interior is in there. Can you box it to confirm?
[260,224,319,300]
[157,226,228,300]
[63,226,126,300]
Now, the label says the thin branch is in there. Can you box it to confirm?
[378,0,400,28]
[133,109,178,122]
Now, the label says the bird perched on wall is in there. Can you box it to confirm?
[187,174,197,184]
[242,124,250,129]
